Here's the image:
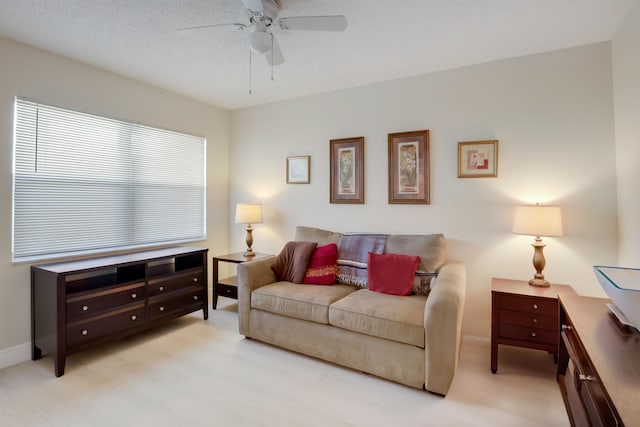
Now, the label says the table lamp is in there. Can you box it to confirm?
[512,203,563,287]
[235,203,263,257]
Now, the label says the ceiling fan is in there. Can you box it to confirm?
[178,0,348,66]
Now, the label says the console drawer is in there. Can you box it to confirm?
[66,305,145,348]
[148,288,204,321]
[148,269,204,297]
[67,282,145,322]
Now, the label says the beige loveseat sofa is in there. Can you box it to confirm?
[237,227,466,395]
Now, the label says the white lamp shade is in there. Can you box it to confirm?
[513,205,563,237]
[235,203,263,224]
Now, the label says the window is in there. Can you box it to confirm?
[12,97,206,261]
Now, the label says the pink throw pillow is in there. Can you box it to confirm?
[303,243,339,285]
[367,252,420,296]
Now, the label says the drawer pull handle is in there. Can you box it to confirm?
[81,329,88,336]
[193,277,198,283]
[159,306,165,312]
[130,315,137,321]
[82,305,89,311]
[533,303,538,309]
[562,324,572,331]
[532,318,538,323]
[531,332,537,337]
[579,374,597,382]
[159,286,165,292]
[131,293,137,299]
[193,295,199,301]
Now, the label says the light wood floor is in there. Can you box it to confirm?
[0,297,569,426]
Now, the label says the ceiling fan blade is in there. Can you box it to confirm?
[277,15,347,31]
[265,35,285,66]
[240,0,265,15]
[177,22,248,32]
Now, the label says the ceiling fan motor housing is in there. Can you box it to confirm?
[243,0,279,22]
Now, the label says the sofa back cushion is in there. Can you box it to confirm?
[303,243,339,285]
[385,234,445,295]
[385,233,446,272]
[337,234,387,287]
[271,241,317,283]
[367,252,420,296]
[295,226,343,246]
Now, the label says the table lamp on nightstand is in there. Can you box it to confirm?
[512,203,563,287]
[235,203,263,257]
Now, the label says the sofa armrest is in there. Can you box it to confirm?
[423,261,466,395]
[237,255,277,337]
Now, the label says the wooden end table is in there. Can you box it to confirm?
[491,277,575,373]
[212,252,272,309]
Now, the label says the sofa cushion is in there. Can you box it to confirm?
[336,234,387,287]
[367,252,420,296]
[271,241,317,283]
[329,289,427,348]
[385,234,446,271]
[303,243,339,285]
[295,226,343,246]
[252,282,357,324]
[385,234,446,295]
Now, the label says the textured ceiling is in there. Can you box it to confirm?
[0,0,636,110]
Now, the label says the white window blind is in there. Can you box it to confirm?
[13,97,206,261]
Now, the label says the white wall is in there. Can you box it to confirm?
[613,2,640,266]
[0,37,230,366]
[230,43,618,338]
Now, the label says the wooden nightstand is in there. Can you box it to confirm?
[491,277,575,373]
[212,252,273,309]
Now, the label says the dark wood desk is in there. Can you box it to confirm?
[558,293,640,427]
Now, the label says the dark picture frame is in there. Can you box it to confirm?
[330,137,364,204]
[388,130,430,204]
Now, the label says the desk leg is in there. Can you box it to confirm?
[491,292,498,373]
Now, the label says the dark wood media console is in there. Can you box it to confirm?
[31,246,208,376]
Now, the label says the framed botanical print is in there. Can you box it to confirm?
[286,156,310,184]
[388,130,430,204]
[458,140,498,178]
[330,137,364,204]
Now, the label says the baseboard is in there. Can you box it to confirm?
[0,342,31,370]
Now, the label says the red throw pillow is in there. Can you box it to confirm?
[367,252,420,296]
[303,243,339,285]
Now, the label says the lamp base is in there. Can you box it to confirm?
[243,249,256,258]
[529,278,550,287]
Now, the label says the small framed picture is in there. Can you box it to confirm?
[458,140,498,178]
[286,156,310,184]
[388,130,430,204]
[330,137,364,204]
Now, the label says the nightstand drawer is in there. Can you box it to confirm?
[500,309,557,331]
[498,323,557,345]
[216,283,238,299]
[499,293,557,316]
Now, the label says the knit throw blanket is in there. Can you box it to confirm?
[337,234,387,287]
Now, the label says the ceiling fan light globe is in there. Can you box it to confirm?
[249,30,272,54]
